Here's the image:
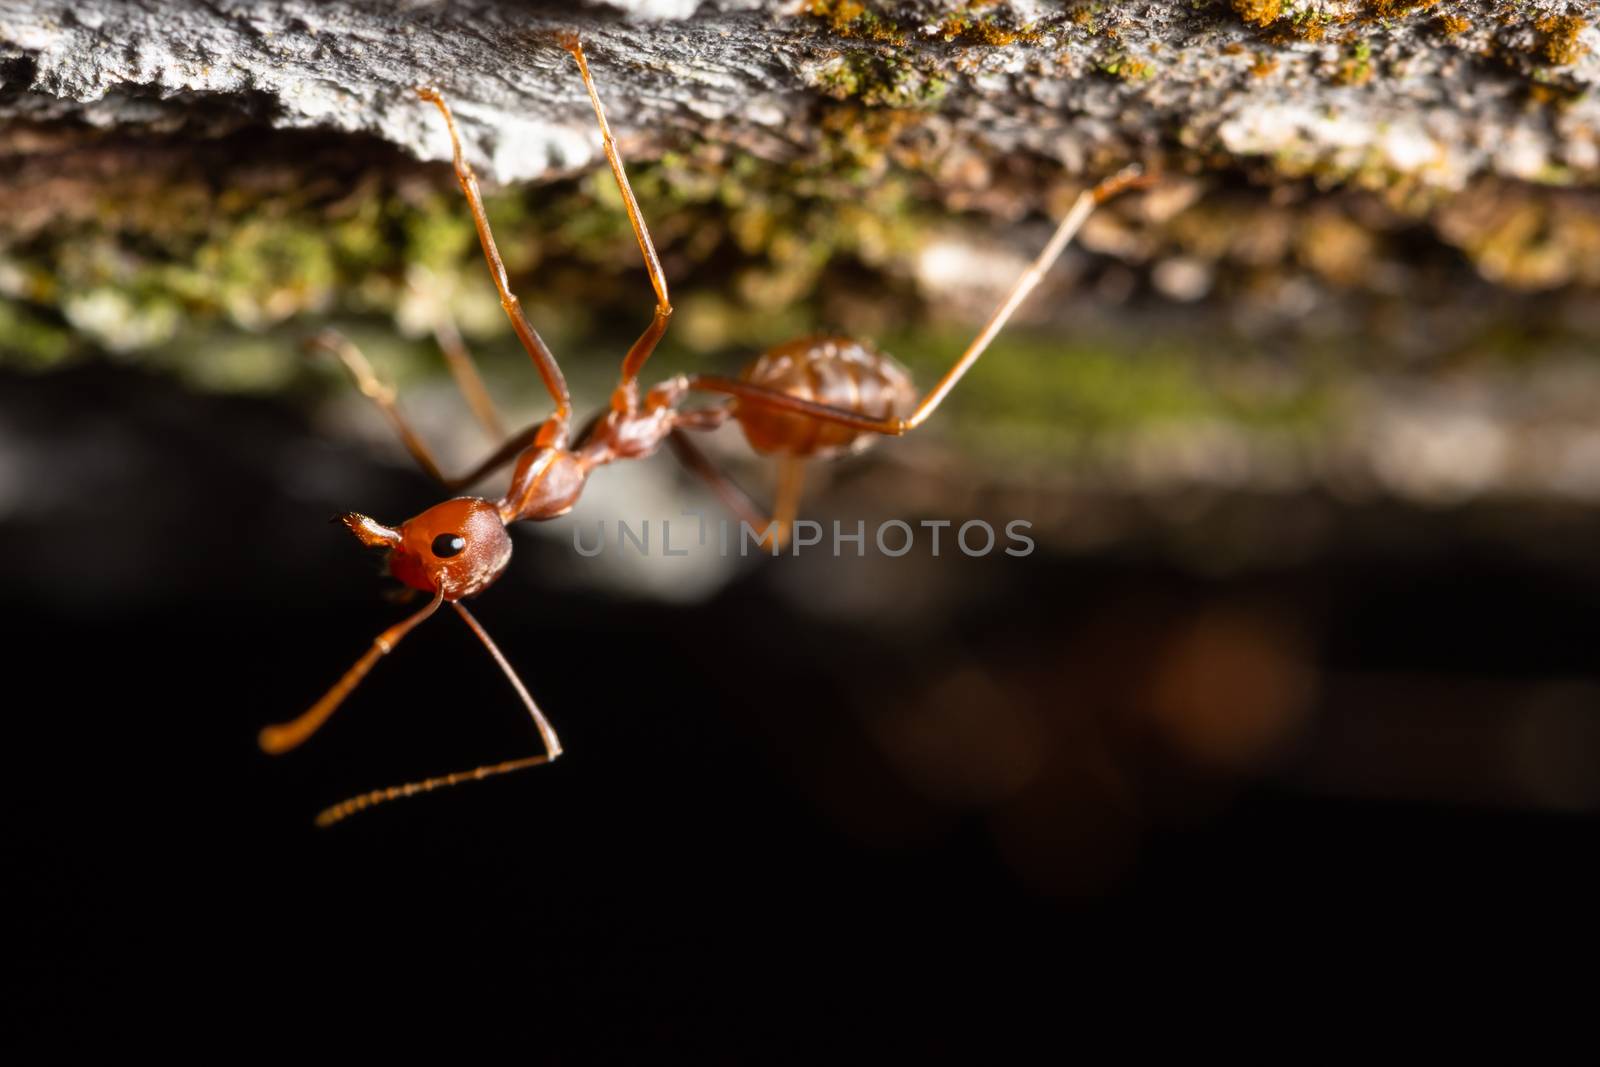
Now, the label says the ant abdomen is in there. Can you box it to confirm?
[734,336,916,458]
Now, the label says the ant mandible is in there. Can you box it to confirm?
[258,32,1148,827]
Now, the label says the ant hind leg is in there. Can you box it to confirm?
[667,429,802,552]
[687,166,1149,439]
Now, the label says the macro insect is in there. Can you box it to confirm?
[258,33,1148,826]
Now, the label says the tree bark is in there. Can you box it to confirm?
[3,0,1595,186]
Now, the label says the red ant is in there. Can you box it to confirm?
[258,33,1148,826]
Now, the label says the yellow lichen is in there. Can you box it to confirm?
[807,0,863,26]
[804,0,907,45]
[1269,6,1356,43]
[1250,53,1279,78]
[938,3,1043,47]
[1100,54,1153,82]
[1528,80,1580,108]
[1233,0,1283,29]
[1536,15,1589,66]
[1363,0,1439,20]
[1436,13,1470,36]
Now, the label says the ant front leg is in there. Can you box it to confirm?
[308,330,546,492]
[560,34,673,413]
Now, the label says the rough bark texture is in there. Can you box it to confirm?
[3,0,1598,184]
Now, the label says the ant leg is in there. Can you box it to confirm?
[312,601,560,828]
[771,456,806,552]
[688,166,1147,437]
[308,330,544,492]
[427,293,507,440]
[417,86,573,446]
[309,330,447,485]
[667,431,806,552]
[259,585,446,755]
[560,34,673,410]
[403,264,507,441]
[667,429,786,548]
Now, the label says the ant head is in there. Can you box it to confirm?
[340,497,511,601]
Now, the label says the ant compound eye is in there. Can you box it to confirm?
[431,533,467,558]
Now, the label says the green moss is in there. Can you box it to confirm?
[0,105,962,385]
[0,300,72,368]
[814,50,949,108]
[1333,39,1375,85]
[400,192,482,273]
[877,327,1335,448]
[152,331,303,393]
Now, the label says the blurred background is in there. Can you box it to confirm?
[6,0,1600,1045]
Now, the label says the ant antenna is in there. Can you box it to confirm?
[451,601,563,760]
[259,584,446,755]
[314,753,554,828]
[311,602,563,828]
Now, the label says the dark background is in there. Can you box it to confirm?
[7,361,1597,1049]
